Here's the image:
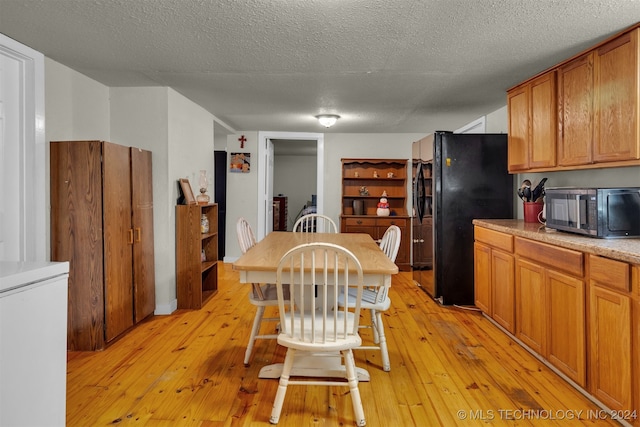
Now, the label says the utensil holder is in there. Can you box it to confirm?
[523,201,544,223]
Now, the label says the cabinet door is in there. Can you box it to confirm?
[589,285,632,411]
[377,218,408,266]
[529,72,557,169]
[51,141,106,351]
[474,242,492,314]
[492,250,515,334]
[594,29,640,162]
[422,216,433,267]
[131,148,156,323]
[507,85,529,171]
[103,142,134,342]
[515,259,547,355]
[558,52,594,166]
[548,270,586,386]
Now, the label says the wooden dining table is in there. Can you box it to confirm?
[232,231,399,381]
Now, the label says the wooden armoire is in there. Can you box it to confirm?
[50,140,156,351]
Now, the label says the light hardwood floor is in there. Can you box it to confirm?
[66,263,620,426]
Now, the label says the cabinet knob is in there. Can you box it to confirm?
[127,229,134,245]
[135,227,142,242]
[356,220,363,225]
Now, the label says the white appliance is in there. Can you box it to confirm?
[0,261,69,427]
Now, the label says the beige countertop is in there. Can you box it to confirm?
[473,219,640,265]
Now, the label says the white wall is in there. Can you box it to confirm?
[224,132,259,261]
[485,105,508,133]
[45,61,217,315]
[274,154,317,229]
[44,58,111,258]
[110,87,215,314]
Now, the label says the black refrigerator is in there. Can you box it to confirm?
[430,131,514,306]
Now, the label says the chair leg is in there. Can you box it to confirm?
[369,309,379,344]
[270,348,296,424]
[343,349,366,426]
[244,305,265,365]
[373,310,390,372]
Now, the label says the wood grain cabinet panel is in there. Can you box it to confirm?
[492,250,515,334]
[515,258,547,356]
[474,242,492,315]
[507,85,529,172]
[594,28,640,163]
[507,72,557,172]
[51,141,156,351]
[558,52,595,166]
[474,227,515,333]
[589,285,633,411]
[547,269,586,386]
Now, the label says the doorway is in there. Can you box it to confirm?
[257,131,324,239]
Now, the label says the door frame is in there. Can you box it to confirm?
[257,131,324,239]
[0,34,45,261]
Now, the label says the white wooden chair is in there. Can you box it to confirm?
[236,217,288,366]
[337,225,401,372]
[269,242,366,426]
[292,213,338,233]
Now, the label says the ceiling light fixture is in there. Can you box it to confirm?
[315,114,340,128]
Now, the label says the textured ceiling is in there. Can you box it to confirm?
[1,0,639,134]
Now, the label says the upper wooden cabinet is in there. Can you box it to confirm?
[593,29,640,163]
[509,25,640,172]
[558,52,594,166]
[508,71,557,172]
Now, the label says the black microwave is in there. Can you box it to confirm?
[544,187,640,238]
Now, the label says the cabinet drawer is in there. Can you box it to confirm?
[515,237,583,277]
[590,254,630,292]
[474,226,513,252]
[375,217,408,227]
[344,217,376,227]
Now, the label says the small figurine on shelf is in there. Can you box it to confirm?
[376,191,390,216]
[387,172,394,178]
[359,186,369,196]
[373,170,379,178]
[354,171,359,178]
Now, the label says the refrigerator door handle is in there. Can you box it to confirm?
[415,163,425,222]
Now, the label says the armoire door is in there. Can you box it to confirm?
[103,142,134,342]
[131,147,156,322]
[51,140,106,351]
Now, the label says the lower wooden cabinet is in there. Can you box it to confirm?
[590,285,632,411]
[547,269,586,386]
[492,250,515,334]
[474,227,515,333]
[474,242,492,314]
[589,254,633,412]
[341,216,410,271]
[515,259,547,356]
[474,225,639,424]
[515,238,587,386]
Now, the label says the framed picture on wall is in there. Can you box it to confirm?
[230,152,250,173]
[178,178,196,205]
